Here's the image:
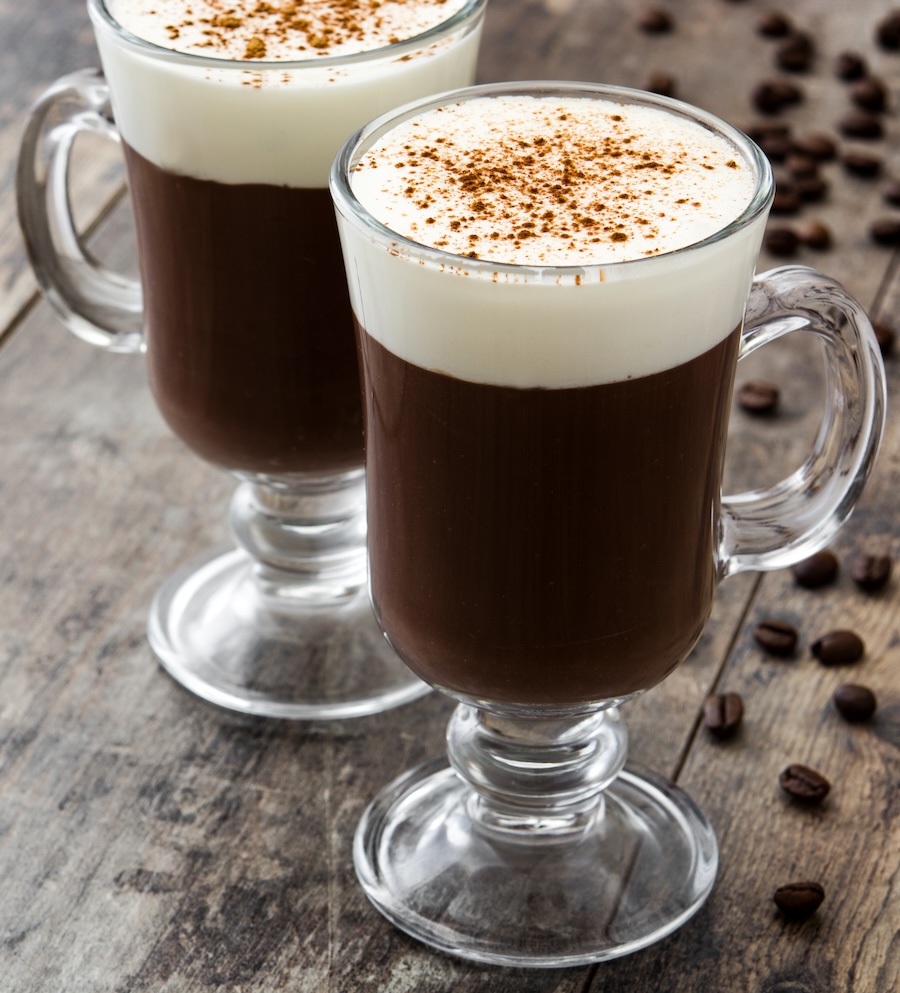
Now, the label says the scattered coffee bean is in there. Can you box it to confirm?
[772,185,802,215]
[791,550,839,588]
[794,175,829,202]
[757,11,793,38]
[812,629,865,666]
[747,122,791,144]
[833,683,877,722]
[835,50,868,81]
[779,763,831,804]
[764,226,799,256]
[851,77,888,113]
[776,32,815,72]
[792,132,836,162]
[759,131,793,162]
[753,79,803,115]
[872,319,896,357]
[773,881,825,919]
[876,10,900,50]
[796,219,833,250]
[642,71,676,97]
[870,217,900,245]
[839,112,885,140]
[637,7,673,33]
[842,150,883,178]
[753,618,799,656]
[785,152,819,178]
[737,379,780,413]
[882,179,900,206]
[704,692,745,739]
[850,552,892,591]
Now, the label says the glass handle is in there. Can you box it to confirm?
[719,265,886,578]
[16,68,144,353]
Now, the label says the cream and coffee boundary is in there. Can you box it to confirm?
[92,0,483,186]
[332,83,774,389]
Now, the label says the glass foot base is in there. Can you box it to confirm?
[147,547,429,719]
[355,758,717,967]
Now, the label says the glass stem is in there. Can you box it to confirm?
[446,704,629,842]
[229,470,368,600]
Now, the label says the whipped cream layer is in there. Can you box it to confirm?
[92,0,483,185]
[335,89,770,387]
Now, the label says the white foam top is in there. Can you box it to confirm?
[334,90,769,387]
[92,0,482,185]
[352,95,755,266]
[106,0,471,60]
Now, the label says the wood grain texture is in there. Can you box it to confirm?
[0,0,897,991]
[0,0,125,338]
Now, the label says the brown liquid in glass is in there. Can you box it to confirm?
[359,325,741,706]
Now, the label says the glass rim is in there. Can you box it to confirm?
[87,0,486,71]
[330,80,775,279]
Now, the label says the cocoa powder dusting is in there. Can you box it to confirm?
[129,0,460,59]
[356,103,746,263]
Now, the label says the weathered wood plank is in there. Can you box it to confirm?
[0,0,125,338]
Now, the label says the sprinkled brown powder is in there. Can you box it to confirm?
[244,35,266,58]
[353,98,753,266]
[124,0,465,59]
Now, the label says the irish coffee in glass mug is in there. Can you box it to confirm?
[331,82,885,964]
[17,0,485,717]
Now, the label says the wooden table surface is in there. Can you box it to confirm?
[1,1,898,990]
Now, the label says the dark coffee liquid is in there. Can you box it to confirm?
[359,326,741,706]
[123,144,362,475]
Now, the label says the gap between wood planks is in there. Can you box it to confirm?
[0,181,129,351]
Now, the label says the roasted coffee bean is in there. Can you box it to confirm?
[792,132,836,162]
[833,683,877,722]
[757,11,792,37]
[850,552,892,591]
[883,179,900,206]
[851,77,888,112]
[643,71,676,97]
[796,219,833,250]
[842,150,883,178]
[753,618,799,656]
[747,122,791,143]
[794,175,829,202]
[785,153,819,178]
[737,379,779,413]
[872,319,896,357]
[703,692,744,739]
[839,112,885,140]
[835,50,868,81]
[773,881,825,919]
[772,185,802,215]
[759,131,793,162]
[779,764,831,804]
[764,226,799,256]
[753,80,803,115]
[791,549,839,588]
[637,7,673,33]
[812,629,865,666]
[752,85,784,116]
[776,32,814,72]
[870,217,900,245]
[876,10,900,50]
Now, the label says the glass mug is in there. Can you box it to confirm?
[16,0,486,718]
[331,82,886,965]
